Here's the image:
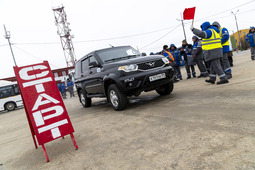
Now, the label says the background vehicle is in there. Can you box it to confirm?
[75,46,174,111]
[0,81,23,111]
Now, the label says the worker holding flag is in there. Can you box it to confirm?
[183,7,228,84]
[190,22,229,85]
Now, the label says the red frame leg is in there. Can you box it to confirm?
[42,145,50,162]
[32,134,38,149]
[70,133,78,150]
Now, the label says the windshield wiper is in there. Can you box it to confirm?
[125,55,138,58]
[104,55,138,63]
[105,57,125,63]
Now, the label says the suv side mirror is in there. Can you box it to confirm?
[141,53,147,56]
[89,61,99,68]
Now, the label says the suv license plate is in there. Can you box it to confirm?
[149,73,166,82]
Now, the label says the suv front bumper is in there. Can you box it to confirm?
[118,66,174,93]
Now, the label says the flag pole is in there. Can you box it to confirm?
[192,19,194,26]
[180,12,187,42]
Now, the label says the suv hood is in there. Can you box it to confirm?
[102,55,164,69]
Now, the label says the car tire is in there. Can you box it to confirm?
[108,84,127,111]
[79,90,91,108]
[5,102,16,111]
[156,81,174,96]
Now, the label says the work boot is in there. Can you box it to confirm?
[203,73,209,77]
[197,74,203,78]
[173,79,179,83]
[205,79,215,84]
[227,74,232,79]
[216,79,229,85]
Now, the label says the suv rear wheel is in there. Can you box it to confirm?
[79,90,91,108]
[108,84,127,111]
[156,81,174,96]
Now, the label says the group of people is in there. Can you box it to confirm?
[158,20,244,85]
[161,38,209,83]
[57,78,75,99]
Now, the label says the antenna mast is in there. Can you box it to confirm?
[53,5,76,67]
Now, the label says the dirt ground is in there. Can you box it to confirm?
[1,50,255,170]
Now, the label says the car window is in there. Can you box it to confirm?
[81,58,89,73]
[89,55,98,65]
[0,86,15,99]
[13,84,20,95]
[75,61,82,76]
[97,47,140,63]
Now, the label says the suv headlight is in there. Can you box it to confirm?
[162,57,169,64]
[118,64,138,72]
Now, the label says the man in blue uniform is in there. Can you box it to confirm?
[190,21,229,85]
[212,21,232,79]
[245,26,255,60]
[181,40,196,79]
[58,81,67,99]
[67,78,75,97]
[170,44,183,80]
[162,45,179,83]
[192,36,208,78]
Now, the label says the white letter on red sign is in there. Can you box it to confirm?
[33,105,64,127]
[19,65,49,80]
[32,93,60,111]
[19,65,51,93]
[38,119,68,139]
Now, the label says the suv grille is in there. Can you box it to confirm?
[138,59,165,71]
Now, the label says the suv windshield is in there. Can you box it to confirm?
[97,47,140,63]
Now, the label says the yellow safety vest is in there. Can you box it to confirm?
[202,29,222,50]
[219,27,230,46]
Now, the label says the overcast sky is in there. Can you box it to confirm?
[0,0,254,78]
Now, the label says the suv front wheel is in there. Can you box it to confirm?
[156,81,174,96]
[108,84,127,111]
[79,90,91,108]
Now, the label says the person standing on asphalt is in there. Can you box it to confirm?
[212,21,232,79]
[228,40,234,67]
[67,78,75,97]
[58,81,67,99]
[245,26,255,60]
[181,40,196,79]
[162,45,179,83]
[170,44,183,80]
[190,21,229,85]
[192,36,209,78]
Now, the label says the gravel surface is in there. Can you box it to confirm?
[0,50,255,170]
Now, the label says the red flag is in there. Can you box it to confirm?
[183,7,196,20]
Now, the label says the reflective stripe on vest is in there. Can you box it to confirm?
[220,27,230,47]
[164,51,175,63]
[202,29,222,50]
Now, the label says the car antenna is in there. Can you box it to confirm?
[109,44,114,47]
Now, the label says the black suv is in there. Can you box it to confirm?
[75,46,174,111]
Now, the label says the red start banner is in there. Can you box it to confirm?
[14,61,77,162]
